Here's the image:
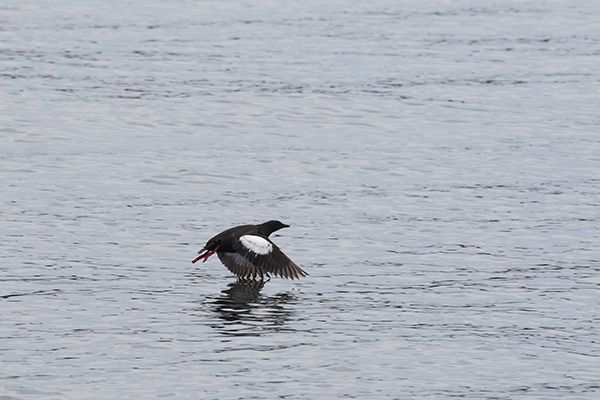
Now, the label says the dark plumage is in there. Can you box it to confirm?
[192,220,308,280]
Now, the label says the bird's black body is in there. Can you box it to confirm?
[192,220,308,280]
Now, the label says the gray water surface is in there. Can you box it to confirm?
[1,1,599,399]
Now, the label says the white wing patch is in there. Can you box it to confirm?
[239,235,273,255]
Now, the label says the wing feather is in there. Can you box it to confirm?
[231,236,308,280]
[217,252,266,280]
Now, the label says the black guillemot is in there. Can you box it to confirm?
[192,220,308,280]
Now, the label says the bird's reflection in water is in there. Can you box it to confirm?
[208,279,296,336]
[219,279,266,306]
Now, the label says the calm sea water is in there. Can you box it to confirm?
[1,1,599,399]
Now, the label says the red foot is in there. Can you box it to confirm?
[191,245,220,264]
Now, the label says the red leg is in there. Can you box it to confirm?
[201,245,220,263]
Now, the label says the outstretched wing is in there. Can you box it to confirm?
[217,250,267,280]
[225,234,308,280]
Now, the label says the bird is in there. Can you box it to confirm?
[192,220,308,280]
